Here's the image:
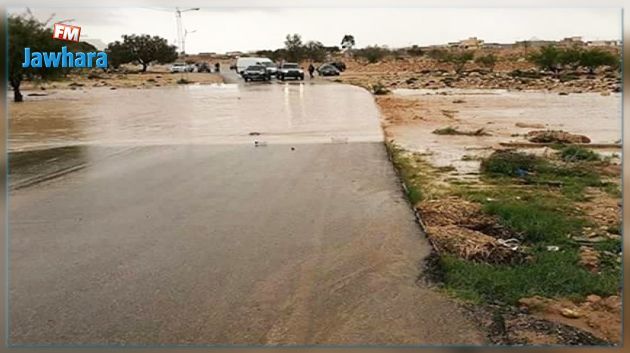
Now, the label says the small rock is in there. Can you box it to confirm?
[586,294,602,304]
[560,308,582,319]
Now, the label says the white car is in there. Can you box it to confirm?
[277,63,304,81]
[236,57,274,75]
[170,62,191,73]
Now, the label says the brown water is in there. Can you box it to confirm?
[9,83,383,152]
[390,89,621,176]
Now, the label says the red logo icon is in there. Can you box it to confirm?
[52,23,81,42]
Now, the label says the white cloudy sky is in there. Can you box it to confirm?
[8,2,622,53]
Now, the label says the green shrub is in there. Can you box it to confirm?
[480,151,545,177]
[559,146,601,162]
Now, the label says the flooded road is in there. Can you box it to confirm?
[9,82,482,345]
[10,83,382,151]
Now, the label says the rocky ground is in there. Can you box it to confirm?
[334,57,620,94]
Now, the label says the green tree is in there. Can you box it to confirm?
[474,53,497,71]
[284,33,304,62]
[579,48,618,74]
[558,46,583,71]
[304,41,327,62]
[105,34,177,72]
[105,40,132,69]
[446,51,474,74]
[528,45,561,73]
[8,14,94,102]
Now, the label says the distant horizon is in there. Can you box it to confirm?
[11,7,621,53]
[177,36,621,56]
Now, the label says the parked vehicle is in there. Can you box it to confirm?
[260,61,278,76]
[236,57,273,74]
[170,62,188,73]
[329,61,346,72]
[277,63,304,81]
[197,62,211,73]
[317,64,340,76]
[242,65,270,82]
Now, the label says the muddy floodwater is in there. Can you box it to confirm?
[9,82,383,152]
[389,89,621,176]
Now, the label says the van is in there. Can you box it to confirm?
[236,57,273,74]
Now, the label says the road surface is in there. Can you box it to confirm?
[9,78,483,345]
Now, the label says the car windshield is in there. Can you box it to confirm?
[260,62,276,68]
[173,63,186,67]
[247,65,264,70]
[283,64,299,69]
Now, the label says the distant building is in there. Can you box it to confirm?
[559,36,585,46]
[587,40,620,47]
[448,37,484,49]
[225,51,244,57]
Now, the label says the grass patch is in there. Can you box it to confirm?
[433,126,490,136]
[440,249,620,305]
[480,150,604,200]
[484,198,585,244]
[388,144,425,204]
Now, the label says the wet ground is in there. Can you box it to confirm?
[386,89,621,177]
[9,80,483,345]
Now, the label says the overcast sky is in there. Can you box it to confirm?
[11,6,622,53]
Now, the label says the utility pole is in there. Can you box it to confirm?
[175,7,199,54]
[183,29,197,55]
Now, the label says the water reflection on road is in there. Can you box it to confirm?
[9,82,383,152]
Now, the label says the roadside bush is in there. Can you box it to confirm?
[355,45,389,63]
[559,146,601,162]
[480,151,544,177]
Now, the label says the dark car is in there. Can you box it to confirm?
[277,63,304,81]
[317,64,340,76]
[329,61,346,72]
[242,65,270,82]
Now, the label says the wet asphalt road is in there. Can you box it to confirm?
[9,76,483,345]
